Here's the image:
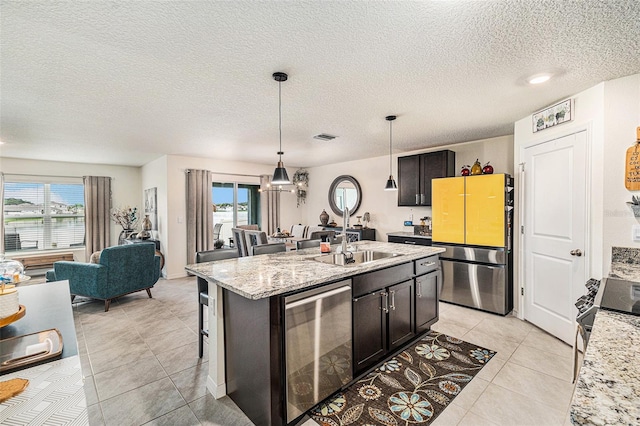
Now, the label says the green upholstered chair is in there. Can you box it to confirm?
[46,243,161,311]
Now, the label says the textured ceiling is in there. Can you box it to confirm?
[1,1,639,168]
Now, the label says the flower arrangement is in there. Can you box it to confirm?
[111,206,138,230]
[292,169,309,208]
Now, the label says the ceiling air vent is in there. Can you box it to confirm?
[313,134,337,141]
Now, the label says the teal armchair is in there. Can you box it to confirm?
[46,243,161,311]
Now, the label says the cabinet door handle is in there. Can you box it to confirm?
[420,194,426,204]
[404,241,416,245]
[416,281,422,298]
[380,292,389,313]
[390,290,396,310]
[419,261,436,267]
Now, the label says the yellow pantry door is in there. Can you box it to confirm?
[432,177,465,244]
[465,174,505,247]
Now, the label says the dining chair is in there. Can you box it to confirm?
[296,239,321,250]
[290,224,307,239]
[231,228,248,257]
[309,230,336,241]
[212,223,223,241]
[250,243,287,256]
[195,248,238,358]
[244,230,268,255]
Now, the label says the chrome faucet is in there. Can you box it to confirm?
[342,195,350,254]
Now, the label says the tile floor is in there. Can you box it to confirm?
[75,276,578,425]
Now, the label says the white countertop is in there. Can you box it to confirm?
[185,241,444,299]
[570,309,640,425]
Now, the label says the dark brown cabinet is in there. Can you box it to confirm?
[353,290,387,372]
[414,255,440,332]
[415,271,439,332]
[388,280,415,349]
[352,262,421,374]
[388,235,433,246]
[397,150,456,206]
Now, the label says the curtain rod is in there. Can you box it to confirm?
[1,172,98,179]
[185,170,261,178]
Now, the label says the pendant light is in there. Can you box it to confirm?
[271,72,291,185]
[384,115,398,191]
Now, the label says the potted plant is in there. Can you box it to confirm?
[627,196,640,217]
[111,206,139,244]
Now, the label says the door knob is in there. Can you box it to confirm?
[570,249,583,257]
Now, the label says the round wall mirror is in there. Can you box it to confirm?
[328,175,362,217]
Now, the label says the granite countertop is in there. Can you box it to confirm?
[185,241,444,300]
[387,231,432,239]
[570,309,640,425]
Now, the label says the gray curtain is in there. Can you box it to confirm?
[186,169,213,265]
[83,176,111,259]
[260,175,280,235]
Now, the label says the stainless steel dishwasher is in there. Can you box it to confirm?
[284,280,352,423]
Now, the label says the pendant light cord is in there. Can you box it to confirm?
[389,120,393,174]
[278,80,282,161]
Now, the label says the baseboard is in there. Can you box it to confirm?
[206,375,226,399]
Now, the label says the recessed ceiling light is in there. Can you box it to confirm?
[528,74,552,85]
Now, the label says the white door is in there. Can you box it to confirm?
[522,131,587,345]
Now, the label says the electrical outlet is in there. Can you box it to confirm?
[633,225,640,242]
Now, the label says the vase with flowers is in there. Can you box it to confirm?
[111,206,139,244]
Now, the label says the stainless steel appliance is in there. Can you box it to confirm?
[284,280,352,423]
[599,277,640,316]
[431,174,514,315]
[435,245,513,315]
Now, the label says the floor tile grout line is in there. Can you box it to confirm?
[468,380,568,423]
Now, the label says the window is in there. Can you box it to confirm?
[3,179,85,252]
[212,182,261,243]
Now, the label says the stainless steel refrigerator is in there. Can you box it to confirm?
[431,174,514,315]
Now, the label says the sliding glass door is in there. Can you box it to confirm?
[212,182,260,244]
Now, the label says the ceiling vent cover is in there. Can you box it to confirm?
[313,133,337,141]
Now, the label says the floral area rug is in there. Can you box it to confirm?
[309,331,496,426]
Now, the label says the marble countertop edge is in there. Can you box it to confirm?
[185,242,444,300]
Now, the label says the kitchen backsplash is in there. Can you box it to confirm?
[609,247,640,281]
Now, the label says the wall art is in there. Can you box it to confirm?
[532,98,572,133]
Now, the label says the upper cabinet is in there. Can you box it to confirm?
[397,150,456,206]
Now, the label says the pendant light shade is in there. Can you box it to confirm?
[384,115,398,191]
[271,72,291,185]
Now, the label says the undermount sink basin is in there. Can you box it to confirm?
[311,250,402,266]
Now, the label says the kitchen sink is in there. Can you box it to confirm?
[311,250,402,266]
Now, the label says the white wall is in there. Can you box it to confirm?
[0,157,141,261]
[602,74,640,271]
[514,83,606,297]
[159,155,302,279]
[513,73,640,314]
[141,156,168,274]
[303,135,514,241]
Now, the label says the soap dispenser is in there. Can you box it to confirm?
[320,236,331,253]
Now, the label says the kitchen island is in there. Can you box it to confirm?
[185,241,444,425]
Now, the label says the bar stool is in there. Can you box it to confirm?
[195,248,238,358]
[250,243,287,256]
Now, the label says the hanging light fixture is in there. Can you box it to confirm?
[271,72,291,185]
[384,115,398,191]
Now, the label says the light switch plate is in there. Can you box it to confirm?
[633,225,640,242]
